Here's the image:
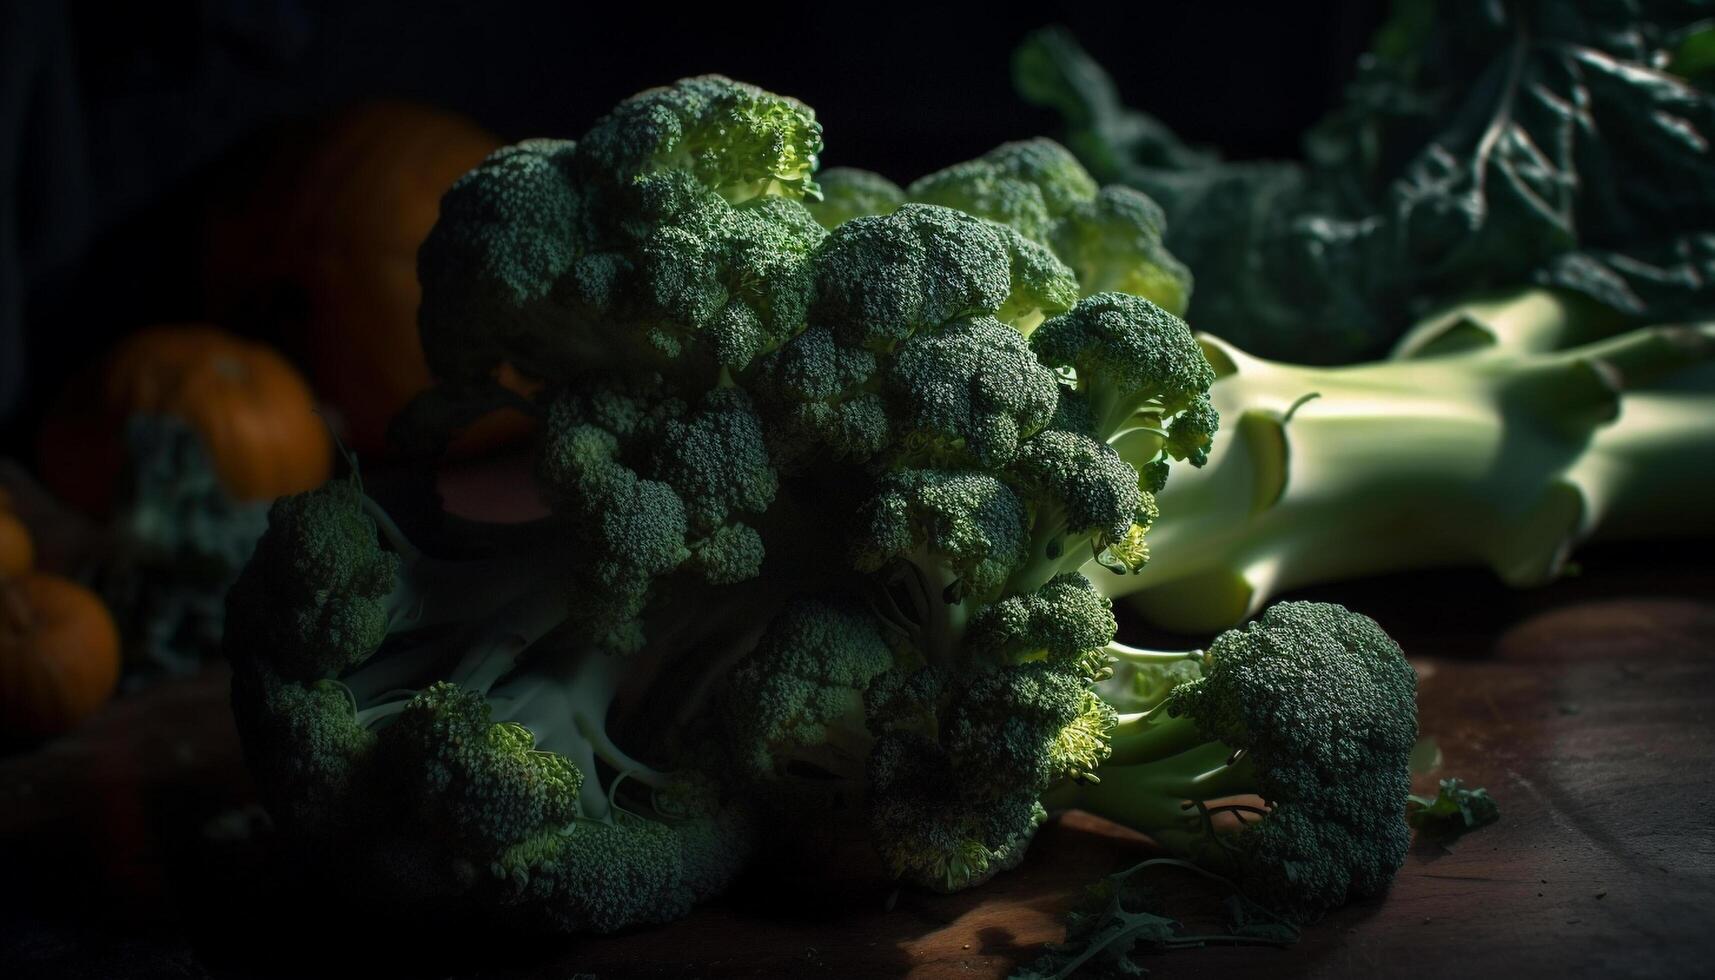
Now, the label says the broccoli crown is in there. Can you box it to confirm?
[229,75,1350,941]
[807,167,905,228]
[226,482,399,680]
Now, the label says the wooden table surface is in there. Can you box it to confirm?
[2,541,1712,979]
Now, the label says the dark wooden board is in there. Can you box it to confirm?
[2,544,1712,979]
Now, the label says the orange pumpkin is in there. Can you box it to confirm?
[203,101,532,457]
[0,572,121,741]
[37,324,333,516]
[0,489,31,578]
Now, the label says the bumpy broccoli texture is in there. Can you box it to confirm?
[227,76,1424,936]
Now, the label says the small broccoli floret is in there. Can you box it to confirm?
[1052,602,1420,923]
[807,167,905,228]
[994,224,1082,333]
[813,204,1014,349]
[378,681,583,852]
[225,482,401,679]
[904,139,1190,316]
[868,731,1050,893]
[623,173,825,369]
[851,469,1030,609]
[965,572,1117,679]
[1031,292,1216,442]
[908,138,1098,242]
[883,315,1061,468]
[749,324,890,470]
[722,596,896,782]
[1007,428,1146,591]
[1051,186,1193,316]
[944,660,1118,794]
[575,75,823,203]
[229,669,377,835]
[650,386,778,539]
[418,139,595,384]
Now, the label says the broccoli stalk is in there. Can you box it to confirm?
[1105,289,1715,632]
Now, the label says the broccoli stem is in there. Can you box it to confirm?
[1104,642,1202,666]
[1104,297,1715,632]
[1046,738,1255,835]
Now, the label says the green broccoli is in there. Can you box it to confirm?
[1047,601,1419,923]
[227,74,1431,940]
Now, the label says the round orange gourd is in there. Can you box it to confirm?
[204,101,531,457]
[37,324,333,516]
[0,489,31,577]
[0,572,121,741]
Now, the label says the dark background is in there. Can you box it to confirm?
[1,0,1382,450]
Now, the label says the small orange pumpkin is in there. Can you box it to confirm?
[0,572,121,741]
[37,324,333,516]
[203,101,532,457]
[0,488,31,578]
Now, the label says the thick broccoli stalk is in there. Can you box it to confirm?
[1106,289,1715,632]
[1046,601,1419,923]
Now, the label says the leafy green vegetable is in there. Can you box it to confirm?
[1011,859,1299,980]
[1015,3,1715,361]
[1408,778,1501,844]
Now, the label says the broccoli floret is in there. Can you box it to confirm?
[807,167,904,228]
[1051,602,1420,922]
[908,138,1097,242]
[944,660,1117,794]
[851,469,1030,609]
[380,681,583,851]
[225,482,402,679]
[965,571,1117,679]
[906,139,1191,315]
[1031,292,1216,442]
[883,315,1061,468]
[576,75,823,203]
[418,139,595,385]
[1051,186,1193,316]
[722,596,896,782]
[813,204,1014,350]
[867,731,1049,893]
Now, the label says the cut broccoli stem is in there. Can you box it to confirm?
[1105,298,1715,632]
